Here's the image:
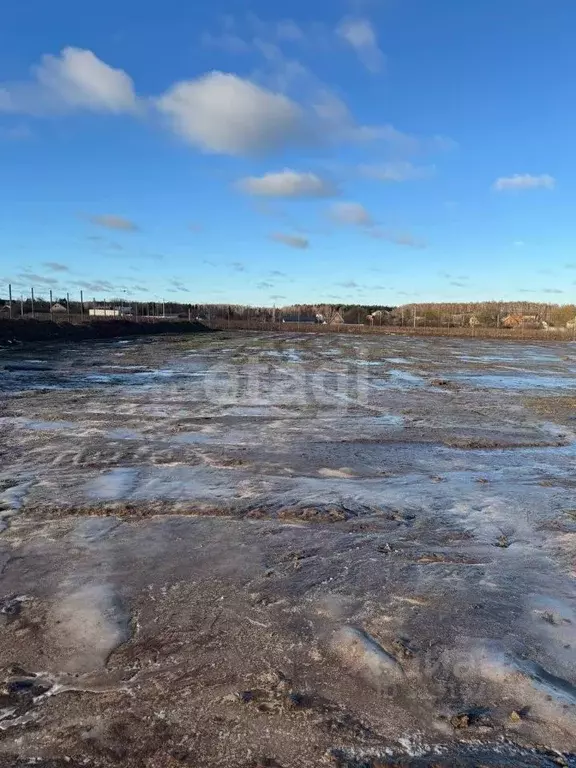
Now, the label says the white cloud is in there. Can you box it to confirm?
[156,72,308,156]
[88,214,139,232]
[336,17,385,73]
[270,232,309,249]
[0,47,138,115]
[359,161,435,182]
[493,174,555,192]
[330,201,373,227]
[237,169,337,198]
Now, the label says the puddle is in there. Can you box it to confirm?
[21,419,78,432]
[453,373,576,390]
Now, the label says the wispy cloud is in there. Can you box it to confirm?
[257,281,274,289]
[230,261,246,272]
[87,214,139,232]
[359,161,435,182]
[201,30,250,54]
[73,279,115,293]
[42,261,70,272]
[336,17,386,73]
[17,272,60,286]
[0,124,33,140]
[270,232,309,249]
[169,279,188,291]
[493,174,555,192]
[237,169,337,198]
[370,229,427,248]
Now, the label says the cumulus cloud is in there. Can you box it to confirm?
[0,47,138,115]
[237,169,337,198]
[493,174,555,192]
[270,232,309,249]
[336,17,385,73]
[359,161,435,182]
[330,201,373,227]
[43,261,70,272]
[88,214,139,232]
[155,72,308,156]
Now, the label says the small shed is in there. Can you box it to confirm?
[51,302,67,313]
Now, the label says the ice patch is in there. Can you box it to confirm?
[47,584,131,674]
[331,626,405,686]
[85,468,138,501]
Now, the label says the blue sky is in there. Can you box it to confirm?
[1,0,575,306]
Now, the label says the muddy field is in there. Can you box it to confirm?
[1,332,576,767]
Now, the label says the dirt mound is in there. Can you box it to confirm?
[0,318,211,344]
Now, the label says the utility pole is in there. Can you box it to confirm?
[8,284,12,319]
[413,307,416,329]
[50,290,53,321]
[80,290,84,321]
[20,294,24,317]
[67,292,70,320]
[31,287,35,319]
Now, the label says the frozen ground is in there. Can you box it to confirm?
[1,332,576,767]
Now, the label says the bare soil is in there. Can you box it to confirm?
[1,332,576,767]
